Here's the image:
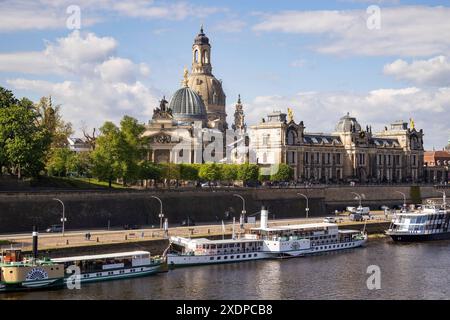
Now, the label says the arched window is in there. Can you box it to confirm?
[194,49,199,63]
[202,49,209,64]
[287,130,296,145]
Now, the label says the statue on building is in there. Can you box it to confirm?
[287,108,294,123]
[152,96,173,120]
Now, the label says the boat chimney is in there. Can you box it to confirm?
[260,206,268,229]
[32,226,38,259]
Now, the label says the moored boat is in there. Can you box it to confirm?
[167,206,367,267]
[386,193,450,242]
[0,228,65,292]
[52,251,165,285]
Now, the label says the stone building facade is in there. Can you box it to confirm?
[424,150,450,183]
[142,27,228,164]
[249,112,425,183]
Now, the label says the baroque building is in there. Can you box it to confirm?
[142,27,229,164]
[249,112,425,183]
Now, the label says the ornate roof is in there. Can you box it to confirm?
[335,113,361,132]
[194,25,210,45]
[168,86,207,121]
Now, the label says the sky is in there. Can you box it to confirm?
[0,0,449,149]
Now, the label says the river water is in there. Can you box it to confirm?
[3,237,450,300]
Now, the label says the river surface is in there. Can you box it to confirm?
[3,237,450,300]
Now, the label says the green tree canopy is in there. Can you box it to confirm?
[270,163,294,182]
[91,121,123,187]
[0,95,51,178]
[46,148,75,177]
[220,164,238,181]
[139,161,162,181]
[35,96,73,149]
[198,163,221,182]
[237,163,259,182]
[179,164,199,181]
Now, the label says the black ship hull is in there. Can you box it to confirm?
[388,231,450,242]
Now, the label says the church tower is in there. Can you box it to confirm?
[232,94,246,131]
[187,26,227,132]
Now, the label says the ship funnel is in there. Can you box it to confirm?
[32,226,38,259]
[260,206,268,229]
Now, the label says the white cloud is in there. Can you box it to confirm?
[253,6,450,57]
[239,87,450,149]
[4,31,160,134]
[384,56,450,87]
[0,31,117,76]
[0,0,226,32]
[214,19,247,33]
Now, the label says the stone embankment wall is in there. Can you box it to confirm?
[0,185,439,233]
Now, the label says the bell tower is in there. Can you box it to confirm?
[187,26,227,132]
[192,25,212,75]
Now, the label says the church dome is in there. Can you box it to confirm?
[335,113,361,132]
[168,86,207,121]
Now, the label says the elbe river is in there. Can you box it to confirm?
[4,237,450,300]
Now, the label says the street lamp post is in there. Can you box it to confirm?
[437,190,447,208]
[53,198,66,236]
[395,191,407,211]
[233,194,246,229]
[297,193,309,219]
[151,196,164,229]
[351,192,362,208]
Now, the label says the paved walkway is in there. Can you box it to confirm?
[0,212,390,252]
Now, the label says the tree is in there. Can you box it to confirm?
[119,116,148,184]
[237,164,259,183]
[91,116,149,187]
[220,164,238,182]
[46,148,75,177]
[35,96,73,149]
[91,122,123,188]
[68,152,92,177]
[0,97,51,179]
[0,87,18,171]
[198,163,221,182]
[180,164,199,181]
[270,163,294,182]
[139,161,161,181]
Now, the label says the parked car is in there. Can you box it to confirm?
[323,217,337,223]
[349,213,363,221]
[46,224,63,233]
[201,182,217,188]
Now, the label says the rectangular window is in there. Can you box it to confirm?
[305,152,309,164]
[263,135,270,146]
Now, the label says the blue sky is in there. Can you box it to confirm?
[1,0,450,149]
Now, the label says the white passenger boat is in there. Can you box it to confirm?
[386,193,450,242]
[52,251,165,284]
[167,206,367,267]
